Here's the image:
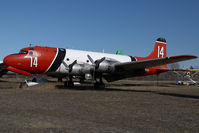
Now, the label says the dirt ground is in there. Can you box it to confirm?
[0,78,199,133]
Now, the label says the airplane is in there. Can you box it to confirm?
[172,69,199,85]
[1,37,197,88]
[176,72,197,85]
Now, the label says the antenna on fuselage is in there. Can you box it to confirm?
[29,44,34,47]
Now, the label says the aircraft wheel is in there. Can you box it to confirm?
[94,82,105,89]
[58,77,63,82]
[64,81,74,87]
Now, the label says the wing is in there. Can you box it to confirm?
[115,55,196,70]
[103,55,197,82]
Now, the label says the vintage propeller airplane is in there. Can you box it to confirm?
[1,38,197,88]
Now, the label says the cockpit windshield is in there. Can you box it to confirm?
[19,51,28,54]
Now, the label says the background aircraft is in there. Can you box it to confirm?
[1,38,197,88]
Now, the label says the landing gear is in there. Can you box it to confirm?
[58,77,63,82]
[94,77,105,89]
[94,82,105,89]
[64,81,74,87]
[64,76,74,87]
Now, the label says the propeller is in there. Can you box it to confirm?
[62,56,105,81]
[95,57,105,69]
[87,55,105,68]
[69,60,77,73]
[62,60,77,73]
[87,55,105,80]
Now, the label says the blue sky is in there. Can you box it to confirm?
[0,0,198,68]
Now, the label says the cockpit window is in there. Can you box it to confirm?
[19,51,28,54]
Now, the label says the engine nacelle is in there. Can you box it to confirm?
[97,59,117,73]
[70,63,94,75]
[69,58,118,75]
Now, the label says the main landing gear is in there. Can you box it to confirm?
[64,76,74,87]
[63,76,105,89]
[94,78,105,89]
[64,80,74,87]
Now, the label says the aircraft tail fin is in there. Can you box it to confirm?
[135,37,168,69]
[148,38,167,59]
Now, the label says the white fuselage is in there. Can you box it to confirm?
[56,49,132,73]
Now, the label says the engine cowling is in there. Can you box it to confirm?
[96,58,118,73]
[70,63,94,75]
[69,58,118,76]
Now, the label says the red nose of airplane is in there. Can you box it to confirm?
[3,54,25,68]
[3,54,33,76]
[3,55,14,66]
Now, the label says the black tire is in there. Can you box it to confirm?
[64,81,74,87]
[94,82,105,89]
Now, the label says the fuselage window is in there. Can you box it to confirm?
[29,51,33,55]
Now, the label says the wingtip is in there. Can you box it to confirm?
[169,55,198,59]
[183,55,197,59]
[192,55,198,59]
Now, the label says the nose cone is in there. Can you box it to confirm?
[3,55,14,66]
[4,54,28,70]
[3,54,24,67]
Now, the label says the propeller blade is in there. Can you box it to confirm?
[87,55,94,64]
[62,60,69,70]
[69,60,77,73]
[95,57,105,69]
